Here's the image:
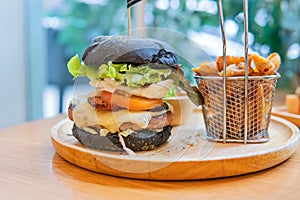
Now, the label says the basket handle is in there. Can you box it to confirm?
[217,0,250,143]
[217,0,228,144]
[243,0,250,144]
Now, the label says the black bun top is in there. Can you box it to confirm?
[82,36,178,67]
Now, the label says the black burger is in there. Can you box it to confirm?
[67,36,202,152]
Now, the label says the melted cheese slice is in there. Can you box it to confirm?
[72,96,172,133]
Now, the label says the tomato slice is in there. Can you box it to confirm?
[101,91,163,111]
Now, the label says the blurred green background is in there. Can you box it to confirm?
[0,0,299,128]
[34,0,300,121]
[44,0,299,89]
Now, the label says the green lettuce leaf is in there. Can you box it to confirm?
[170,70,204,106]
[66,55,172,86]
[67,54,82,77]
[164,85,178,98]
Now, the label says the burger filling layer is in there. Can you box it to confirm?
[69,95,173,137]
[67,55,178,138]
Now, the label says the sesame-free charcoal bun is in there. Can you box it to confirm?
[82,36,178,67]
[72,124,172,152]
[72,125,124,152]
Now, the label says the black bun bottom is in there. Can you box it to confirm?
[72,125,172,152]
[72,125,123,152]
[124,126,172,151]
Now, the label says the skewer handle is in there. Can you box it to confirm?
[127,0,143,36]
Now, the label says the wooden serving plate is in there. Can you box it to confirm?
[272,106,300,128]
[51,112,300,180]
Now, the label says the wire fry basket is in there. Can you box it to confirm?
[195,74,279,143]
[194,0,280,143]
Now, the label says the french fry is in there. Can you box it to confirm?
[249,53,277,75]
[196,52,280,77]
[267,52,281,72]
[192,62,219,76]
[219,62,254,77]
[216,55,245,72]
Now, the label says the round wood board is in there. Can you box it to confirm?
[272,106,300,128]
[51,112,300,180]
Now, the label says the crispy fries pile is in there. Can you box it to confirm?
[193,52,281,77]
[194,52,281,142]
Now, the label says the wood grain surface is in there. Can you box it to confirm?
[51,114,300,180]
[272,106,300,127]
[1,115,300,199]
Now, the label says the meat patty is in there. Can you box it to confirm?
[119,111,173,131]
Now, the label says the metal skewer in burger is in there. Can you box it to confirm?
[67,35,202,152]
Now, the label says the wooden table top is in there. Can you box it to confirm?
[1,115,300,200]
